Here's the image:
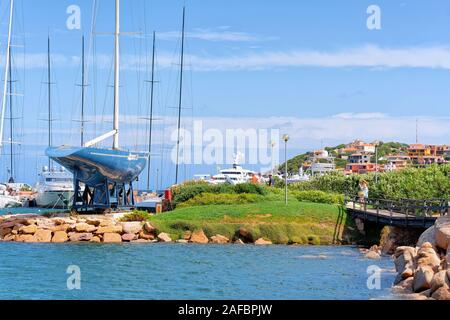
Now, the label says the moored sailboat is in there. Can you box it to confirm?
[46,0,147,212]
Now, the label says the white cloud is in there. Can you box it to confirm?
[24,114,450,150]
[10,44,450,71]
[332,112,387,120]
[157,28,272,42]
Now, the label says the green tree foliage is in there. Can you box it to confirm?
[288,164,450,200]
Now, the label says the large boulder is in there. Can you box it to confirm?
[190,229,209,244]
[413,266,434,293]
[210,234,229,244]
[36,219,56,230]
[52,231,68,243]
[416,242,441,271]
[95,225,123,234]
[75,223,96,233]
[417,226,436,248]
[157,232,172,242]
[435,216,450,250]
[0,227,12,238]
[139,230,155,240]
[90,236,101,243]
[121,222,143,234]
[255,238,272,245]
[86,218,101,226]
[32,229,52,242]
[394,246,417,275]
[431,285,450,300]
[103,233,122,243]
[69,232,93,242]
[52,224,70,232]
[392,277,414,293]
[19,224,37,234]
[430,270,450,294]
[16,234,34,242]
[122,233,138,242]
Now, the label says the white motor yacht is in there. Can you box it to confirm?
[34,166,74,208]
[209,154,255,185]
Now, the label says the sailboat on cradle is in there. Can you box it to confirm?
[46,0,147,212]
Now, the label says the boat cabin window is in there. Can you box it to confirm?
[45,178,72,182]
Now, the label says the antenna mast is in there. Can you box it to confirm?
[175,6,185,185]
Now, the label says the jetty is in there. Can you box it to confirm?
[345,196,449,228]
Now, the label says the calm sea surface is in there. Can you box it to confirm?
[0,243,397,300]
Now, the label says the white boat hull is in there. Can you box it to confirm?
[35,191,74,208]
[0,195,22,208]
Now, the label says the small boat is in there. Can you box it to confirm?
[34,166,74,208]
[0,184,22,208]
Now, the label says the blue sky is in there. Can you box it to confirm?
[0,0,449,187]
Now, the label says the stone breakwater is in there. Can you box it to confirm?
[391,216,450,300]
[0,214,273,245]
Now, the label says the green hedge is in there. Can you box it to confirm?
[177,193,262,208]
[171,182,267,207]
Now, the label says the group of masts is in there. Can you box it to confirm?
[0,0,187,190]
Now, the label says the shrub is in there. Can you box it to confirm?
[287,164,450,200]
[171,182,266,207]
[293,190,344,205]
[177,193,261,208]
[119,210,152,222]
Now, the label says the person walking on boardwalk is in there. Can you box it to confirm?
[358,180,369,204]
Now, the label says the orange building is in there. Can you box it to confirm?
[345,163,380,174]
[408,144,446,165]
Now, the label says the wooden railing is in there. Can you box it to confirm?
[344,196,450,218]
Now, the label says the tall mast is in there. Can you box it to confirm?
[175,6,185,185]
[147,31,156,190]
[0,0,14,148]
[81,35,86,146]
[113,0,120,150]
[8,50,14,183]
[47,36,52,169]
[8,47,13,182]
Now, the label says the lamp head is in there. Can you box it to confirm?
[282,134,289,142]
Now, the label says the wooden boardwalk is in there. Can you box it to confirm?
[345,197,449,229]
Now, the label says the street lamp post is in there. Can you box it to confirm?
[375,146,378,184]
[282,134,289,205]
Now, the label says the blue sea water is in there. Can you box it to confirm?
[0,243,397,300]
[0,208,67,216]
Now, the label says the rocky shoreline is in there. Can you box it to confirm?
[389,216,450,300]
[0,213,273,245]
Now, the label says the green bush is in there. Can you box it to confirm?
[287,164,450,200]
[293,190,344,205]
[119,210,152,222]
[177,193,261,208]
[171,182,266,207]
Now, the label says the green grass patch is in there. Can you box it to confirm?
[148,201,348,245]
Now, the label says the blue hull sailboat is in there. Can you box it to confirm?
[46,0,147,212]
